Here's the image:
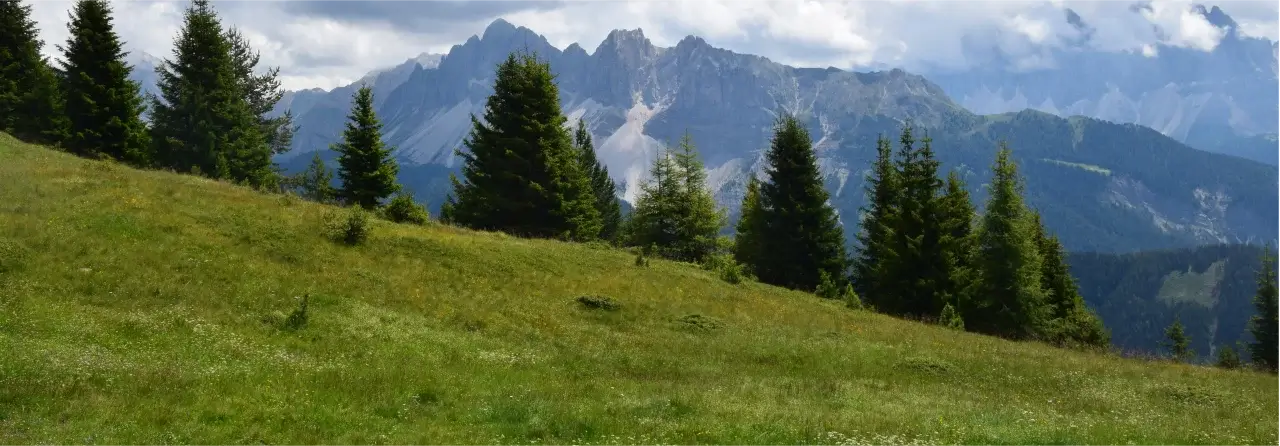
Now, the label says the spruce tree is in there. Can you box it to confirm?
[852,136,900,309]
[1248,250,1278,372]
[227,28,294,156]
[55,0,148,164]
[0,0,67,144]
[668,132,725,262]
[333,85,399,209]
[937,171,977,312]
[755,114,847,292]
[291,153,335,204]
[883,126,950,318]
[574,120,621,241]
[1031,211,1109,348]
[150,0,265,184]
[968,144,1046,339]
[1164,318,1191,362]
[443,52,601,241]
[733,175,766,274]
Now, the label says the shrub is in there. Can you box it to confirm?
[577,295,620,311]
[382,193,429,225]
[283,295,310,331]
[842,284,864,310]
[678,314,723,331]
[634,250,649,267]
[325,207,371,245]
[815,271,842,300]
[939,303,965,330]
[1216,344,1243,370]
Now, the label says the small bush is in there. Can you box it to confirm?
[577,295,620,311]
[939,303,964,330]
[382,193,430,225]
[282,295,310,331]
[1216,345,1243,370]
[842,284,864,310]
[700,253,750,285]
[634,251,649,267]
[325,208,371,245]
[815,271,842,300]
[678,314,723,331]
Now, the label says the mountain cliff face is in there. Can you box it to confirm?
[925,5,1279,165]
[276,19,1278,254]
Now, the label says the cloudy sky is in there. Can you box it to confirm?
[27,0,1280,91]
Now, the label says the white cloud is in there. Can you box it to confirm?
[27,0,1279,91]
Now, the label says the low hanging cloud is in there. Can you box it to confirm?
[27,0,1279,91]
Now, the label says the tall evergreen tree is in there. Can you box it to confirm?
[1248,250,1278,372]
[937,171,977,312]
[733,175,766,273]
[55,0,148,164]
[754,114,847,292]
[0,0,67,144]
[333,85,399,209]
[882,126,950,317]
[1164,318,1191,362]
[625,134,723,262]
[150,0,266,184]
[668,132,725,262]
[442,52,601,241]
[574,119,621,241]
[1031,211,1109,348]
[226,28,294,156]
[853,136,900,308]
[967,145,1046,339]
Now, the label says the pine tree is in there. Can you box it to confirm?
[443,52,601,241]
[55,0,148,164]
[937,171,977,312]
[290,153,335,203]
[0,0,68,145]
[852,136,900,309]
[574,119,621,241]
[883,126,950,318]
[733,175,766,274]
[1031,211,1109,348]
[668,132,725,262]
[1164,318,1191,362]
[1248,249,1278,372]
[150,0,265,184]
[968,144,1046,339]
[755,114,847,292]
[333,85,399,209]
[226,28,294,156]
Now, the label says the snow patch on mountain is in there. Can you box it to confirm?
[597,99,669,204]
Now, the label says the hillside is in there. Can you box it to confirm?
[271,19,1278,255]
[2,137,1277,444]
[1070,244,1274,361]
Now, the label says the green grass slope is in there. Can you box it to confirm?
[0,134,1276,444]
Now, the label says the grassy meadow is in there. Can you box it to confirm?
[0,134,1276,444]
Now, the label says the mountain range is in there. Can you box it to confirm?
[126,11,1278,255]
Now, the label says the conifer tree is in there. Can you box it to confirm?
[625,134,723,262]
[754,114,847,292]
[967,144,1046,339]
[443,52,601,241]
[226,28,294,156]
[1031,211,1109,347]
[55,0,148,164]
[883,126,950,318]
[1216,344,1243,369]
[150,0,265,184]
[852,136,899,308]
[0,0,68,144]
[668,132,725,262]
[937,171,977,312]
[333,85,399,209]
[624,147,681,254]
[1248,250,1278,372]
[1164,318,1191,362]
[574,120,621,241]
[733,175,766,274]
[291,153,335,204]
